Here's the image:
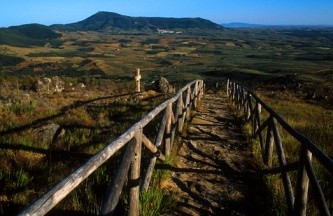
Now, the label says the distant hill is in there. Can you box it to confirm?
[0,24,61,47]
[221,22,268,28]
[52,11,223,32]
[221,22,333,29]
[0,12,222,47]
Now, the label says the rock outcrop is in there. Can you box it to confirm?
[154,77,175,94]
[36,76,65,94]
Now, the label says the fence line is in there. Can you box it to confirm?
[19,79,204,216]
[227,80,333,216]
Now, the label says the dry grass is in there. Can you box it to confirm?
[250,91,333,215]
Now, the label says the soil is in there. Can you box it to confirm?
[165,93,264,215]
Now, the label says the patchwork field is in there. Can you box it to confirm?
[0,26,332,214]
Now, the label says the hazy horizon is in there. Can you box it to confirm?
[1,0,333,28]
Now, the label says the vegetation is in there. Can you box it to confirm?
[140,156,176,216]
[0,54,24,66]
[238,89,333,215]
[258,92,333,215]
[0,24,61,47]
[0,13,332,214]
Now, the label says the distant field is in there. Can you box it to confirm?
[1,27,332,85]
[0,26,333,214]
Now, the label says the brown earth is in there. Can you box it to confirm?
[165,93,264,215]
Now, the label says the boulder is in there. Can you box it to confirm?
[51,76,65,93]
[154,77,175,94]
[33,123,64,149]
[36,76,65,93]
[0,93,32,108]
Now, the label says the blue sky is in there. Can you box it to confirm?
[0,0,332,27]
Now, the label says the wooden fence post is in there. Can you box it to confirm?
[100,140,137,216]
[185,86,191,121]
[198,81,202,100]
[165,103,172,157]
[232,82,236,101]
[303,152,331,215]
[141,107,169,190]
[252,102,258,135]
[235,84,239,105]
[255,101,265,157]
[170,103,177,149]
[237,85,242,109]
[293,145,312,216]
[271,119,295,213]
[129,131,142,216]
[193,81,198,108]
[264,117,274,167]
[227,79,230,96]
[177,92,184,133]
[247,94,254,124]
[246,93,252,121]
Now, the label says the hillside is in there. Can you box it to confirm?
[0,24,61,47]
[51,11,223,31]
[0,12,222,46]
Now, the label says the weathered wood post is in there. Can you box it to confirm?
[185,86,191,121]
[141,107,169,191]
[271,119,295,213]
[164,103,172,157]
[193,81,199,109]
[264,116,274,167]
[177,92,184,133]
[227,79,230,96]
[258,103,262,114]
[294,146,312,216]
[129,131,142,216]
[232,82,236,102]
[134,68,141,93]
[246,93,252,121]
[255,101,265,156]
[198,80,204,101]
[100,140,137,216]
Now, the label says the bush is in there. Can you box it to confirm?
[0,54,25,67]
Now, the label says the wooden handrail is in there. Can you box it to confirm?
[19,79,204,216]
[228,80,333,216]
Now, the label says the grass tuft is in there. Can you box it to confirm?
[140,188,173,216]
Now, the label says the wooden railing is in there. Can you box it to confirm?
[227,80,333,216]
[19,80,204,216]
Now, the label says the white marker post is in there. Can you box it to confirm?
[135,68,141,93]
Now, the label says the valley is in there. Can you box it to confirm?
[0,11,332,215]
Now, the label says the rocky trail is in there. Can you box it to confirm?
[165,93,264,215]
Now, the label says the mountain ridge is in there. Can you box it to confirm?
[0,11,222,47]
[51,11,223,31]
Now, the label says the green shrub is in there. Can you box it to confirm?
[14,169,34,189]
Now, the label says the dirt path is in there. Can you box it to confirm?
[165,93,262,215]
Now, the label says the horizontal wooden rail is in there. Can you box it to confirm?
[19,79,204,216]
[227,80,333,216]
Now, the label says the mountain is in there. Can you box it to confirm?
[221,22,268,28]
[0,12,222,47]
[52,11,223,31]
